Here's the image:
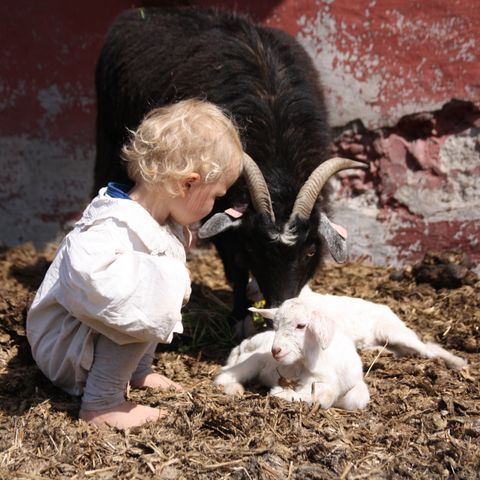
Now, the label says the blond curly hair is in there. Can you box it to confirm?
[122,99,243,195]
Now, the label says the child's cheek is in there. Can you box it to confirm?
[186,189,212,217]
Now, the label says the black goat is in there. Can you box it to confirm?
[94,7,364,321]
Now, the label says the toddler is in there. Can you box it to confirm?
[27,99,243,429]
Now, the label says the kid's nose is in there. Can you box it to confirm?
[271,346,282,358]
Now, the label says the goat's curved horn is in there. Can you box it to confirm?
[242,153,275,222]
[289,157,367,221]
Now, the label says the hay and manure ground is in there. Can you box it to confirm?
[0,244,479,479]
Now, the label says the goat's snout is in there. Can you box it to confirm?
[271,346,282,359]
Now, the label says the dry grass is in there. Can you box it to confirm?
[0,244,479,479]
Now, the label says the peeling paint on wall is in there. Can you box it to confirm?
[267,0,480,128]
[0,0,479,272]
[392,129,480,221]
[330,100,480,269]
[0,136,94,245]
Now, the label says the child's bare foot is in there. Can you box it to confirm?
[79,401,166,429]
[130,373,183,391]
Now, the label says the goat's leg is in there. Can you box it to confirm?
[270,384,313,403]
[310,381,340,409]
[215,351,274,395]
[378,321,467,369]
[422,341,467,369]
[334,380,370,410]
[211,235,250,322]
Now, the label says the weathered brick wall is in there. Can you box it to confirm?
[331,100,480,268]
[1,0,479,268]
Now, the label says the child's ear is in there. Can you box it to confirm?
[179,173,201,196]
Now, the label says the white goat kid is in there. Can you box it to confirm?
[214,298,370,410]
[298,286,467,369]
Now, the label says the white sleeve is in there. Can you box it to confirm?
[57,223,191,344]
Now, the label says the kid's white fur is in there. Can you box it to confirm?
[298,286,467,370]
[215,297,370,410]
[215,286,467,409]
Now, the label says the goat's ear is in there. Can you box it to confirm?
[248,307,278,320]
[306,314,335,350]
[198,213,242,239]
[318,213,348,263]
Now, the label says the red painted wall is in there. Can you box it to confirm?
[264,0,480,127]
[1,0,479,269]
[4,1,478,140]
[2,0,131,142]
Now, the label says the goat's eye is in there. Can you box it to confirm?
[296,323,306,330]
[305,245,316,257]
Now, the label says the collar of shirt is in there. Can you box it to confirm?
[106,182,132,199]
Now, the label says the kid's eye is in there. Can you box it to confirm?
[305,244,316,257]
[296,323,306,330]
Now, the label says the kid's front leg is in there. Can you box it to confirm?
[310,381,339,409]
[270,384,313,403]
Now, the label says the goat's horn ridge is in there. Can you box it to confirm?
[242,153,275,222]
[289,157,367,222]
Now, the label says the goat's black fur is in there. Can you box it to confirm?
[94,6,334,319]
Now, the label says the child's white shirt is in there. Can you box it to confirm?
[26,187,191,395]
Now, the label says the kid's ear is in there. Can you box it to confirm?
[306,313,335,350]
[248,307,278,320]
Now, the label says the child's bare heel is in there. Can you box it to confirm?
[79,401,166,429]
